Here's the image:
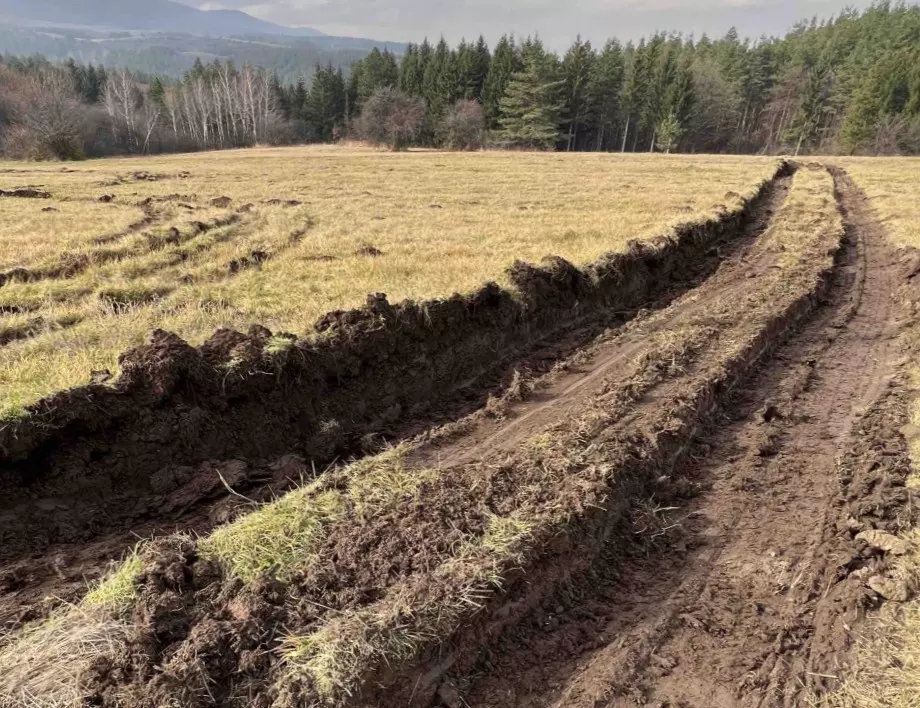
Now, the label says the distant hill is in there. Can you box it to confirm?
[0,24,405,83]
[0,0,324,36]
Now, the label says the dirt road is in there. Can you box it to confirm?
[1,164,914,708]
[455,169,911,708]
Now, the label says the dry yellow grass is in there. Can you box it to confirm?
[0,146,776,420]
[822,157,920,707]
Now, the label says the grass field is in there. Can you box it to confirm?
[0,147,777,420]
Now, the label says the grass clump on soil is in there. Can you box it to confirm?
[0,609,132,708]
[0,147,778,419]
[82,548,144,611]
[199,446,440,583]
[281,520,530,703]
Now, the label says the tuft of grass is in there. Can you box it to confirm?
[82,548,144,611]
[263,333,297,358]
[0,607,133,708]
[199,483,346,583]
[481,513,533,560]
[199,446,439,583]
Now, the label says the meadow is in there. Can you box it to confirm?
[0,146,777,419]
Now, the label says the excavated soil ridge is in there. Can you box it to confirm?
[0,163,791,559]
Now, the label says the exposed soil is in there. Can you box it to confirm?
[20,163,850,708]
[0,188,51,198]
[458,168,913,708]
[2,164,914,708]
[0,165,787,565]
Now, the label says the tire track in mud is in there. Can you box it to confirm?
[422,175,793,471]
[461,168,908,708]
[0,173,792,636]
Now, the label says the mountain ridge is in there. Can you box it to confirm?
[0,0,325,37]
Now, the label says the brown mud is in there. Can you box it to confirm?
[458,168,914,708]
[0,164,789,564]
[56,164,881,708]
[4,164,912,708]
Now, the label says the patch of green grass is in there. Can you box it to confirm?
[82,548,144,611]
[263,333,297,357]
[198,446,439,583]
[199,483,345,583]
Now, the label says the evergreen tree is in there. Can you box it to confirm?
[497,38,564,149]
[561,36,596,151]
[423,38,454,121]
[588,39,625,151]
[470,36,492,102]
[398,43,425,97]
[483,35,518,129]
[306,63,347,141]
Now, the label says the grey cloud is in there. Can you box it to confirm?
[181,0,875,48]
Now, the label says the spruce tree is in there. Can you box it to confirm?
[588,39,625,151]
[561,36,596,151]
[483,35,519,129]
[497,39,564,149]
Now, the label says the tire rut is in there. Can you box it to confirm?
[461,168,908,708]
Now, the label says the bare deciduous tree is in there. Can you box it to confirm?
[357,87,425,151]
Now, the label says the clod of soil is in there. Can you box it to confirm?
[227,250,270,274]
[0,188,51,198]
[355,245,384,257]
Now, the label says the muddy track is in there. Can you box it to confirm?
[46,165,866,708]
[457,169,909,708]
[1,165,910,708]
[0,170,790,636]
[0,168,787,562]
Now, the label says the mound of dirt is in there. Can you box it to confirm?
[0,164,788,561]
[0,188,51,198]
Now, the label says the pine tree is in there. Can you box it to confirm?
[470,36,492,102]
[293,78,308,120]
[588,39,625,151]
[497,39,564,149]
[149,77,167,109]
[306,63,347,141]
[398,44,425,97]
[561,36,596,151]
[483,35,519,129]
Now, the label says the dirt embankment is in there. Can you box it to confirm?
[42,165,876,708]
[0,163,790,560]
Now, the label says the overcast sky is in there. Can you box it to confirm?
[184,0,876,49]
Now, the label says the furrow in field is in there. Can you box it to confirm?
[462,168,911,708]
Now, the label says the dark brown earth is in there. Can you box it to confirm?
[458,169,913,708]
[1,164,914,708]
[0,166,785,566]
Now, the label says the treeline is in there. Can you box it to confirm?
[0,55,298,158]
[1,1,920,159]
[324,1,920,154]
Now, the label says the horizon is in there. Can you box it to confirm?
[186,0,880,49]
